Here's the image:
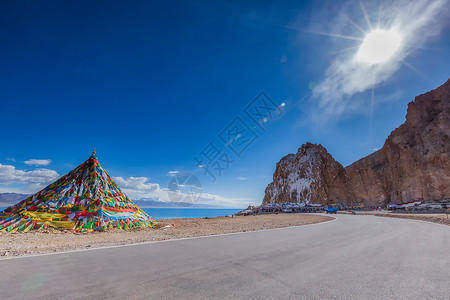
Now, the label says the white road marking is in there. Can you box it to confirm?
[0,215,338,261]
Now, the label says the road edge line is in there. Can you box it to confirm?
[0,214,337,261]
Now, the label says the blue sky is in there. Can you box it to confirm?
[1,0,449,207]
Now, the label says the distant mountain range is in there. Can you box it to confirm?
[0,192,29,206]
[0,193,231,209]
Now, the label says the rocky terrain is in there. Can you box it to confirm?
[264,79,450,205]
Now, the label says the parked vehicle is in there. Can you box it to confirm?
[325,207,338,214]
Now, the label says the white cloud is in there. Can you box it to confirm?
[236,177,248,181]
[24,159,52,166]
[0,168,253,207]
[5,158,16,162]
[194,192,254,208]
[0,163,60,192]
[309,0,449,121]
[113,175,253,207]
[113,176,160,191]
[168,171,180,175]
[112,176,170,201]
[0,187,28,194]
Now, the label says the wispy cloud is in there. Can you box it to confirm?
[64,163,75,169]
[308,0,449,121]
[24,159,52,166]
[168,171,180,175]
[5,158,16,162]
[236,177,248,181]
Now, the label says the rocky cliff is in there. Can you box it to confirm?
[263,79,450,205]
[263,143,354,205]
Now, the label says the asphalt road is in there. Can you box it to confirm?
[0,214,449,300]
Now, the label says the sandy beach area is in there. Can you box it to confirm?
[0,214,332,257]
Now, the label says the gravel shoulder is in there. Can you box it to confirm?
[0,214,332,257]
[339,210,450,226]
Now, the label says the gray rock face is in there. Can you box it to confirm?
[263,79,450,205]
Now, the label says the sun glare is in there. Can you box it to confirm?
[356,29,402,64]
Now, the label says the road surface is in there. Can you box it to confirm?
[0,214,449,299]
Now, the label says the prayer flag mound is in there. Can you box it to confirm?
[0,151,156,232]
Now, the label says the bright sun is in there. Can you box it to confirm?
[356,29,402,64]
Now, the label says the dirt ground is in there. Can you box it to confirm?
[0,214,332,257]
[339,210,450,226]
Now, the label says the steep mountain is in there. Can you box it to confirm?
[263,143,353,205]
[263,79,450,205]
[346,78,450,204]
